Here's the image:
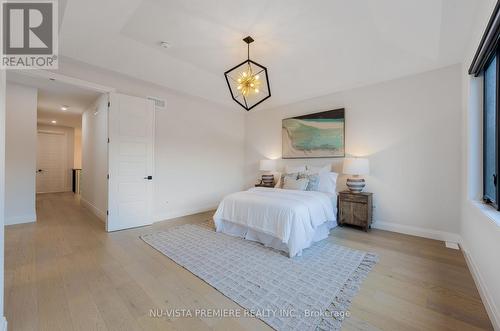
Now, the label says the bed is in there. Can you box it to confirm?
[213,187,337,257]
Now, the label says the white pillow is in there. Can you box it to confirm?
[317,172,338,193]
[285,165,306,174]
[306,164,331,173]
[283,177,309,190]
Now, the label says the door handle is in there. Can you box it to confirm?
[144,176,153,180]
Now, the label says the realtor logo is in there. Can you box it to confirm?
[1,0,58,69]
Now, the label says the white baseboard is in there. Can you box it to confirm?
[154,205,217,223]
[5,214,36,226]
[0,316,7,331]
[460,239,500,331]
[80,197,106,222]
[372,221,461,243]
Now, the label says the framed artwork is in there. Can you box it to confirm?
[282,108,345,159]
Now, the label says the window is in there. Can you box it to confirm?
[483,51,499,208]
[468,2,500,209]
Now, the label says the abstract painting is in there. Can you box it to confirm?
[282,108,345,158]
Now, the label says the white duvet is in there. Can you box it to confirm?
[213,187,337,257]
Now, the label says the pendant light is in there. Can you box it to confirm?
[224,36,271,111]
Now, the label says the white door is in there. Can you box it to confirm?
[107,93,155,232]
[36,131,67,193]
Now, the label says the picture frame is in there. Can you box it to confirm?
[282,108,345,159]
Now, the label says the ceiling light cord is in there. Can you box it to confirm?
[243,35,254,61]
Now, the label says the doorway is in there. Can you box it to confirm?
[36,130,68,193]
[6,71,156,232]
[5,71,106,228]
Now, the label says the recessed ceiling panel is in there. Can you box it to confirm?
[60,0,482,110]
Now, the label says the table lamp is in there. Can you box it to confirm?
[343,158,369,192]
[259,159,276,187]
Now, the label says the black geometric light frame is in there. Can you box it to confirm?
[224,36,271,111]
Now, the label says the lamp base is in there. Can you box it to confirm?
[346,177,365,193]
[261,174,275,187]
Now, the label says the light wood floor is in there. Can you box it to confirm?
[4,193,493,331]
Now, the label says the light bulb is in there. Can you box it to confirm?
[255,75,260,80]
[255,89,259,93]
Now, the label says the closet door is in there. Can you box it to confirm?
[107,93,155,232]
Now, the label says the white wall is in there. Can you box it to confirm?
[461,0,500,328]
[56,58,246,221]
[0,69,8,330]
[5,83,37,225]
[81,94,108,221]
[246,65,462,240]
[153,94,245,219]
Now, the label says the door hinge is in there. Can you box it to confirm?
[106,210,109,216]
[107,138,110,143]
[107,174,109,179]
[108,101,110,107]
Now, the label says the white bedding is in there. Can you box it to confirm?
[213,187,337,257]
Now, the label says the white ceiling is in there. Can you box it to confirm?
[59,0,481,110]
[37,110,82,128]
[7,72,101,127]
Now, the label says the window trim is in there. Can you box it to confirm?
[469,1,500,76]
[483,47,500,210]
[497,47,500,211]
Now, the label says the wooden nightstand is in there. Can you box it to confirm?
[338,191,373,231]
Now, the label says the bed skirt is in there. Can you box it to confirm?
[215,219,337,257]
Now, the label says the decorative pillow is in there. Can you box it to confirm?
[299,173,320,191]
[285,165,307,174]
[302,165,334,192]
[283,177,309,191]
[301,167,338,193]
[274,173,282,188]
[276,172,299,188]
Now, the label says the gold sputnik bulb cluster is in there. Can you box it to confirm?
[236,66,260,96]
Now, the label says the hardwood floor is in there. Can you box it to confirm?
[4,193,493,331]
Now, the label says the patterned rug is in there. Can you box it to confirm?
[141,223,378,331]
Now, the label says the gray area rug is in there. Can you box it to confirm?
[141,224,378,331]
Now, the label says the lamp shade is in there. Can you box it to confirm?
[259,159,276,172]
[343,158,369,175]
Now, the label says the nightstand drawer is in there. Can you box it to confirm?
[339,193,368,204]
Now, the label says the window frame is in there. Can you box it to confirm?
[483,46,500,210]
